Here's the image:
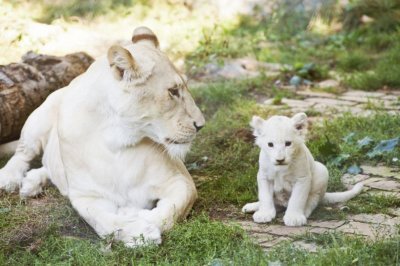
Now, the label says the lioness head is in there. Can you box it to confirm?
[106,26,205,159]
[250,113,308,166]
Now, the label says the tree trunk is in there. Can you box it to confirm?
[0,51,94,144]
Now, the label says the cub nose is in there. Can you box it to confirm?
[276,159,285,164]
[194,122,204,132]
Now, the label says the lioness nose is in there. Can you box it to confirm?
[276,159,285,164]
[194,122,204,132]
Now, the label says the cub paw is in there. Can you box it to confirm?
[242,202,260,213]
[253,209,276,223]
[283,212,307,226]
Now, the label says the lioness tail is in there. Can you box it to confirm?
[322,182,364,204]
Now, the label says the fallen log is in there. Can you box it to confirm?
[0,51,94,144]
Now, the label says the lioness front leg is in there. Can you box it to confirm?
[138,177,197,231]
[251,171,276,223]
[284,177,311,226]
[70,195,161,247]
[0,91,62,191]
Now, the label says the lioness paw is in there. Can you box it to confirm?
[0,169,22,192]
[253,209,276,223]
[119,220,162,248]
[283,212,307,226]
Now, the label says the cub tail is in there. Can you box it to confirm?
[323,182,364,204]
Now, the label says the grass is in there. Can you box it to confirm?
[1,0,400,263]
[0,212,267,265]
[307,112,400,167]
[185,10,400,91]
[284,232,400,265]
[1,76,400,264]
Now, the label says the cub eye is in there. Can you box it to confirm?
[268,142,274,147]
[168,87,180,98]
[285,141,292,146]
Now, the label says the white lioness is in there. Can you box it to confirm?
[242,113,363,226]
[0,27,205,247]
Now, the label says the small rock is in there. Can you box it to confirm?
[290,75,302,86]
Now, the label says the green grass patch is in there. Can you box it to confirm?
[308,113,400,167]
[280,232,400,265]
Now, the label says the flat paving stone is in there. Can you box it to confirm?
[236,221,270,232]
[338,96,372,103]
[292,241,319,252]
[388,208,400,216]
[363,177,385,185]
[296,90,337,98]
[309,220,346,229]
[341,174,370,188]
[349,214,392,224]
[304,97,357,106]
[361,165,400,179]
[309,227,331,234]
[250,232,275,243]
[342,90,386,98]
[337,221,395,240]
[259,237,290,248]
[282,98,315,108]
[266,225,309,237]
[365,179,400,191]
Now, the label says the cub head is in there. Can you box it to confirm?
[106,26,205,159]
[250,113,307,166]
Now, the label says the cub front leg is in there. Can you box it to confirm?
[284,176,311,226]
[252,171,276,223]
[138,176,197,232]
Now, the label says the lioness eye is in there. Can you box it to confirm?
[285,141,292,147]
[168,87,180,98]
[268,142,274,147]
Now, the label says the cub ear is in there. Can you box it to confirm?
[250,116,264,136]
[291,112,308,137]
[107,45,139,81]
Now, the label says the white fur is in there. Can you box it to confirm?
[242,113,363,226]
[0,29,205,247]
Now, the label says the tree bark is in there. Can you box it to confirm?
[0,51,94,144]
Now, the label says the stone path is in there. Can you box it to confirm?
[232,165,400,252]
[263,89,400,119]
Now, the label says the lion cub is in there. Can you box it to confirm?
[242,113,363,226]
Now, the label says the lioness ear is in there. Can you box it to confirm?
[292,112,308,137]
[132,26,159,48]
[250,116,264,137]
[107,45,139,81]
